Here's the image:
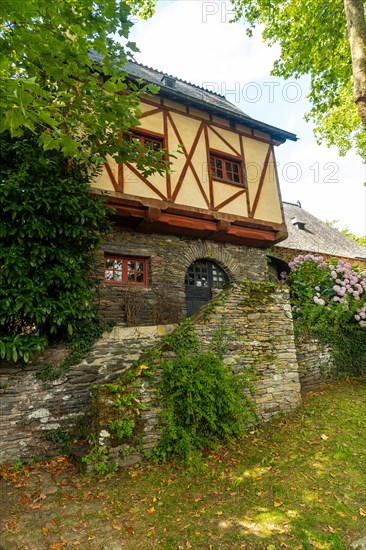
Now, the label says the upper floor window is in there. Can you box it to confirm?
[123,131,163,152]
[210,153,243,185]
[104,255,148,286]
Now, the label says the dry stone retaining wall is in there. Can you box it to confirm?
[87,282,303,470]
[0,325,175,464]
[295,334,333,391]
[1,281,334,466]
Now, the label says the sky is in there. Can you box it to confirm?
[127,0,366,236]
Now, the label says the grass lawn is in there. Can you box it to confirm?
[1,378,365,549]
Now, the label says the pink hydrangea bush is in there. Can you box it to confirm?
[284,255,366,329]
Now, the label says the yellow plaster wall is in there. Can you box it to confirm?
[252,151,282,223]
[211,115,230,128]
[253,129,271,141]
[163,98,186,113]
[242,137,268,202]
[123,165,165,200]
[190,137,210,200]
[141,94,160,105]
[91,166,114,192]
[219,194,248,216]
[90,155,117,192]
[188,107,210,120]
[174,168,209,209]
[138,102,159,114]
[170,112,201,152]
[213,181,248,217]
[138,111,164,135]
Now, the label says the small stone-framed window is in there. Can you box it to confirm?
[104,255,148,286]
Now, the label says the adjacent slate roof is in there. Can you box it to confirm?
[276,202,366,260]
[124,61,297,143]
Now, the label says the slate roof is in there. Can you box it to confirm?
[276,202,366,260]
[88,50,297,144]
[124,61,297,143]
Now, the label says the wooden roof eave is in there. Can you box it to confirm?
[103,190,288,248]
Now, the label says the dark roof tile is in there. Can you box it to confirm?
[277,203,366,260]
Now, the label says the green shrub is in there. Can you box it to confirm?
[0,131,111,364]
[153,321,256,461]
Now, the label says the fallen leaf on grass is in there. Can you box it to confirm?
[4,520,19,533]
[216,511,223,516]
[49,542,68,549]
[42,527,49,533]
[359,508,366,516]
[274,501,283,507]
[320,434,329,441]
[125,525,134,535]
[148,507,155,514]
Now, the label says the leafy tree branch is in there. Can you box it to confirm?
[231,0,366,159]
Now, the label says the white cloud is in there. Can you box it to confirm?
[130,1,279,85]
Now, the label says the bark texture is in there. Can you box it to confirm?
[344,0,366,130]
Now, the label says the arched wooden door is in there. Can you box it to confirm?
[185,260,229,317]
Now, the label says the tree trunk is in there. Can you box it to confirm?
[344,0,366,131]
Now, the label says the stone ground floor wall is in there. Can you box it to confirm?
[95,228,269,326]
[0,325,175,464]
[295,334,333,391]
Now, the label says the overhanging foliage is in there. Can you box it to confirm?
[0,132,111,362]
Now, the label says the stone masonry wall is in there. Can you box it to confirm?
[272,246,366,272]
[295,334,333,392]
[95,229,269,325]
[88,282,303,471]
[193,283,302,421]
[0,282,303,466]
[0,325,175,464]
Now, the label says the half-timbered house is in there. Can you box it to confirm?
[92,62,297,324]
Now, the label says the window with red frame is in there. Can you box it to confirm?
[210,154,243,185]
[123,132,163,152]
[104,256,148,286]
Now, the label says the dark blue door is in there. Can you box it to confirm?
[185,260,228,316]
